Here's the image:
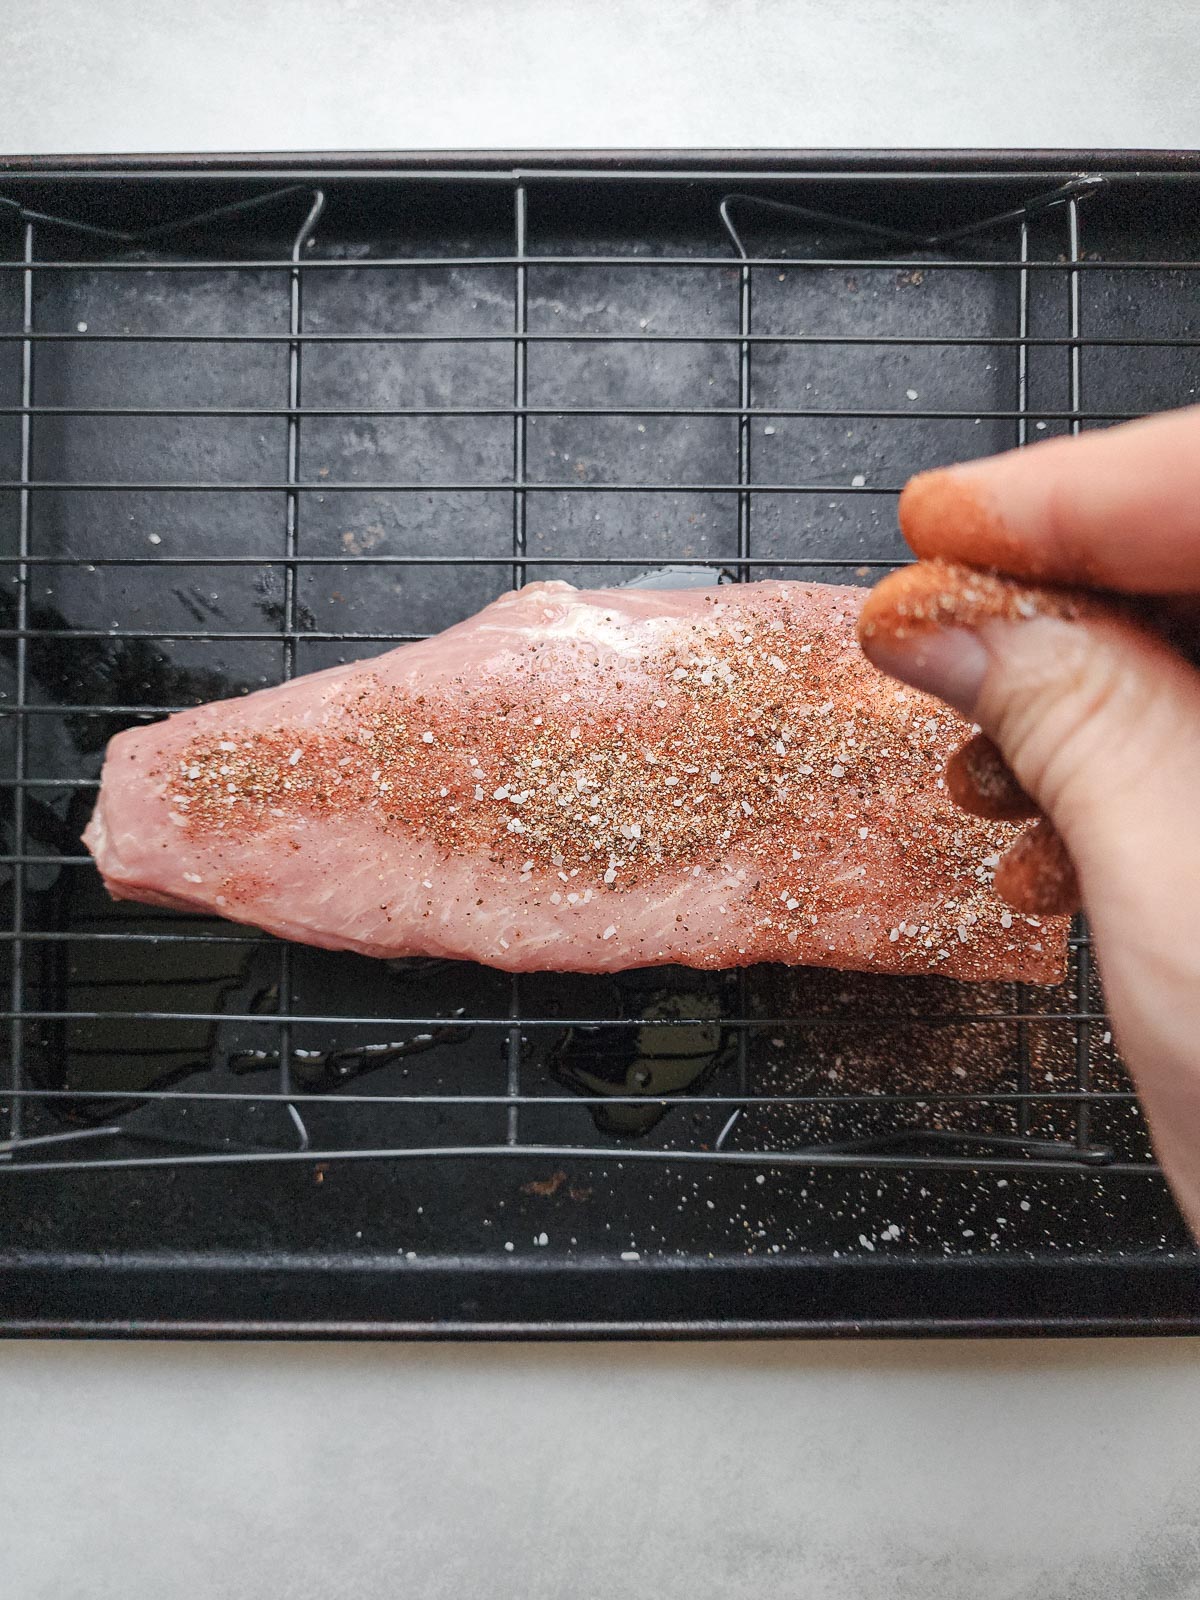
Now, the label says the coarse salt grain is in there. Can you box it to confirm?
[421,731,434,743]
[169,586,1045,991]
[602,925,617,940]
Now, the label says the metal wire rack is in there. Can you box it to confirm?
[0,158,1194,1242]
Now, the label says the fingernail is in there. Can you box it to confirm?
[862,626,989,716]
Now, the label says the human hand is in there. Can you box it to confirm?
[857,405,1200,1235]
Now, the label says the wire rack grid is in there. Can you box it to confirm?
[0,164,1192,1196]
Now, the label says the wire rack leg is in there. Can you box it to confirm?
[1065,193,1095,1153]
[723,208,755,1147]
[276,191,324,1144]
[6,220,34,1146]
[1013,218,1033,1138]
[505,181,530,1144]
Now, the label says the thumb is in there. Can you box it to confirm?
[857,560,1200,925]
[859,559,1200,1232]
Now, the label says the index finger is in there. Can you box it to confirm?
[900,404,1200,593]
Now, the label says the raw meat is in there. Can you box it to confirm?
[83,580,1068,981]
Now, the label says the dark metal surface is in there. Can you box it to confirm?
[1,155,1198,1336]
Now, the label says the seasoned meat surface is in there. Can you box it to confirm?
[83,580,1068,981]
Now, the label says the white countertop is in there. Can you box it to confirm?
[3,1338,1199,1599]
[3,0,1199,155]
[4,3,1200,1596]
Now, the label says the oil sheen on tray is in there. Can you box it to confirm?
[83,579,1068,981]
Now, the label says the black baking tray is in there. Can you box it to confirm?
[1,151,1198,1337]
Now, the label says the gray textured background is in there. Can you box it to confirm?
[3,0,1199,154]
[5,1339,1200,1600]
[3,3,1200,1596]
